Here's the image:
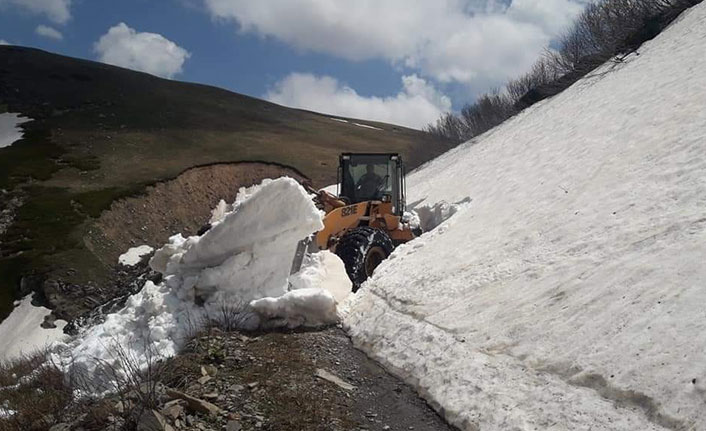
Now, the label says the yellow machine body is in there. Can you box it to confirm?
[294,153,417,287]
[314,198,416,251]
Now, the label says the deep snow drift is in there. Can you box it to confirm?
[344,4,706,430]
[63,178,349,386]
[0,113,30,148]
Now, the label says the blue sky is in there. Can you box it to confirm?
[0,0,587,129]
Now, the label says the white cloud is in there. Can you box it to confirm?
[265,73,451,130]
[202,0,585,88]
[0,39,9,45]
[0,0,71,24]
[94,23,191,79]
[35,24,63,40]
[508,0,586,35]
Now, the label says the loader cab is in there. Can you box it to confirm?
[337,153,406,216]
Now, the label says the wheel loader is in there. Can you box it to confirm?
[295,153,419,290]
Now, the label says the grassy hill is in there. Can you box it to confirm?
[0,46,454,321]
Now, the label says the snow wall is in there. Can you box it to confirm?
[344,4,706,431]
[64,178,346,386]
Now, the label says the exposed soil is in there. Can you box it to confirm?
[85,162,307,268]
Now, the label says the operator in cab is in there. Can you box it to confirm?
[356,164,384,200]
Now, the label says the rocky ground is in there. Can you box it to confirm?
[39,326,453,431]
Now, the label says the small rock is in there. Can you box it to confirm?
[114,400,131,414]
[226,420,243,431]
[161,399,185,420]
[197,375,212,385]
[137,409,174,431]
[247,382,259,389]
[48,424,71,431]
[203,392,219,400]
[201,365,218,377]
[166,388,221,416]
[229,384,245,393]
[315,368,356,391]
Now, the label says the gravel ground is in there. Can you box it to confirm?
[161,325,456,431]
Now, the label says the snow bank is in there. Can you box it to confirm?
[118,245,154,266]
[0,296,67,361]
[345,4,706,430]
[251,250,350,329]
[251,288,338,329]
[411,198,471,232]
[0,113,31,148]
[64,178,330,386]
[289,250,351,303]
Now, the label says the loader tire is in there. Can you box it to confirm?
[335,226,394,292]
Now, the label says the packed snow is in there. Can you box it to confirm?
[61,178,350,388]
[117,245,154,266]
[344,3,706,431]
[289,250,350,303]
[413,198,471,232]
[0,296,67,361]
[251,288,338,329]
[245,250,350,329]
[0,113,31,148]
[353,122,383,131]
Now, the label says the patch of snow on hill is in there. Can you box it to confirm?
[64,178,331,388]
[118,245,154,266]
[0,113,31,148]
[353,122,382,130]
[0,296,67,361]
[344,3,706,431]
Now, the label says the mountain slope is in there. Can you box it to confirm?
[0,46,447,189]
[345,3,706,430]
[0,46,453,321]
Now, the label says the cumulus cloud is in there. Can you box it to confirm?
[202,0,585,88]
[0,39,9,45]
[508,0,586,35]
[94,23,190,79]
[265,73,451,129]
[35,24,63,40]
[0,0,71,24]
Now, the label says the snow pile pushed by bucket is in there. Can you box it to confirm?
[64,177,346,384]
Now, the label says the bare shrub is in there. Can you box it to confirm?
[0,349,73,431]
[210,300,251,332]
[79,337,168,428]
[427,0,703,142]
